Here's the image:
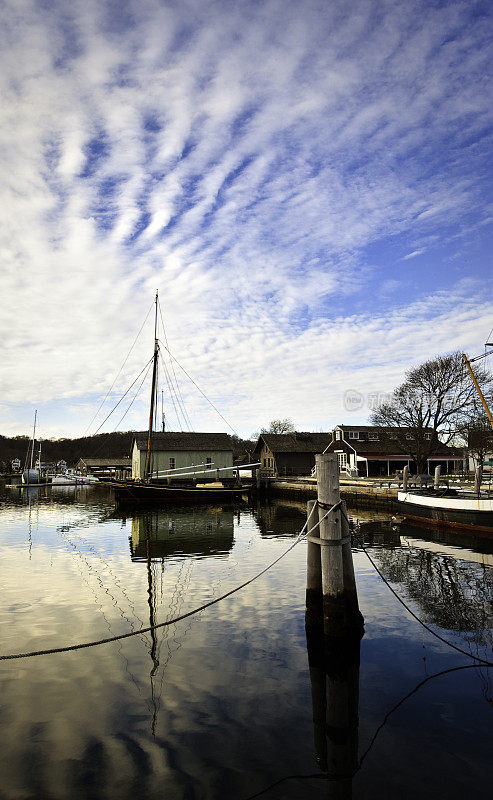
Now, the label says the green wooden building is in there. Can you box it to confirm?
[131,432,234,481]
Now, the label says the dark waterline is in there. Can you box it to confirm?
[0,482,491,799]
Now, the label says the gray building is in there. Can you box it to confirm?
[131,432,234,481]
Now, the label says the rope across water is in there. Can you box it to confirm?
[1,502,491,667]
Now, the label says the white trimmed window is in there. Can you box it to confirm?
[337,452,347,469]
[335,429,342,440]
[348,431,359,439]
[424,433,432,440]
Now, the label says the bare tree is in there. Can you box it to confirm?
[371,351,490,473]
[467,414,493,472]
[265,418,295,434]
[251,418,295,439]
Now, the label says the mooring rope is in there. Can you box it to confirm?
[340,506,493,667]
[0,501,332,661]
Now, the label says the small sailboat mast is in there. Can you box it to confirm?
[30,409,37,471]
[145,291,159,481]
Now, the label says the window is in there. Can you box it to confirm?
[169,457,175,470]
[206,457,212,469]
[335,429,341,440]
[337,452,347,469]
[369,432,379,441]
[348,431,359,439]
[424,433,432,440]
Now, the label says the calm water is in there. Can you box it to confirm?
[0,482,491,799]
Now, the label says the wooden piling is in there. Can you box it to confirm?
[475,466,483,496]
[341,500,364,635]
[434,465,441,490]
[402,465,409,491]
[315,453,345,635]
[305,499,322,629]
[314,453,364,639]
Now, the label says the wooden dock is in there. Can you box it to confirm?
[258,476,400,510]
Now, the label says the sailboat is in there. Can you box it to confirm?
[21,410,42,486]
[112,292,246,505]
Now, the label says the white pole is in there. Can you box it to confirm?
[30,409,37,470]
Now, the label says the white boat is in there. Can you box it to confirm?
[397,488,493,533]
[51,472,100,485]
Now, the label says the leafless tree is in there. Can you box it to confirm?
[371,351,490,473]
[467,413,493,472]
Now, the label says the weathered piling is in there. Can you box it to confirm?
[475,466,483,496]
[434,465,441,490]
[306,499,323,628]
[402,465,409,491]
[306,453,364,639]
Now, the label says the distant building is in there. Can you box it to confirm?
[76,457,132,479]
[324,425,464,477]
[11,458,21,472]
[253,432,332,477]
[131,432,234,481]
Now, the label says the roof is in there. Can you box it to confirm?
[133,432,233,452]
[332,426,462,457]
[78,457,132,466]
[255,432,332,454]
[336,424,434,433]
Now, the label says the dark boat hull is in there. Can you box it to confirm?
[397,491,493,534]
[113,481,246,504]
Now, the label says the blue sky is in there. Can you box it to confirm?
[0,0,492,440]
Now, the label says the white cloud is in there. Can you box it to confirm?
[0,0,491,438]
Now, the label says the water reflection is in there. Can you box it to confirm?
[252,499,306,538]
[355,520,493,654]
[306,629,360,796]
[0,485,492,799]
[130,507,235,560]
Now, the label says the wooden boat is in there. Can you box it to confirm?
[397,488,493,533]
[111,291,243,506]
[113,480,245,504]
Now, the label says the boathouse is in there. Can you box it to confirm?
[131,432,234,481]
[324,425,464,477]
[253,432,332,477]
[76,457,132,478]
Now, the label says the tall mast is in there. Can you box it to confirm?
[145,292,159,480]
[30,409,37,470]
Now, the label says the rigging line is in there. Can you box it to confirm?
[344,509,493,666]
[356,663,493,771]
[158,350,185,431]
[468,350,493,363]
[159,348,193,432]
[92,356,154,436]
[157,299,194,431]
[0,502,328,661]
[160,346,193,431]
[83,301,154,437]
[162,344,238,435]
[240,663,492,800]
[112,359,153,432]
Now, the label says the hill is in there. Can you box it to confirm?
[0,431,256,471]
